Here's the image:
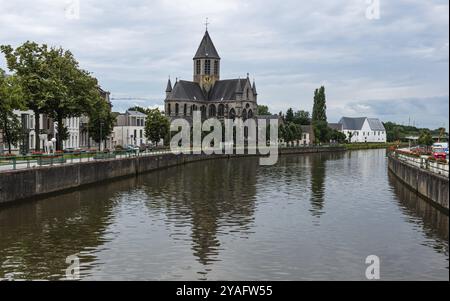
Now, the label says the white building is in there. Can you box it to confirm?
[113,110,148,147]
[339,117,387,143]
[61,116,80,149]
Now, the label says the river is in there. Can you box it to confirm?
[0,149,448,280]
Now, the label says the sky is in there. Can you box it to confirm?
[0,0,448,129]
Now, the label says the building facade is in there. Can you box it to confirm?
[339,117,387,143]
[164,30,258,123]
[113,110,147,147]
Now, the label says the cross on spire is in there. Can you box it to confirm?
[204,18,209,31]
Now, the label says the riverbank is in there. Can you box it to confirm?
[388,153,449,212]
[0,146,345,205]
[343,142,407,150]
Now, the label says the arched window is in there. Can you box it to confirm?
[209,104,216,117]
[183,104,187,116]
[175,103,179,116]
[229,108,236,120]
[246,89,250,100]
[196,60,201,75]
[246,103,250,109]
[242,109,248,121]
[214,60,219,76]
[204,60,211,75]
[201,105,207,119]
[248,109,253,119]
[218,104,225,117]
[167,103,171,116]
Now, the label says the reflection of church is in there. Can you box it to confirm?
[164,29,258,122]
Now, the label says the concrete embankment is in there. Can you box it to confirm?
[388,154,449,212]
[0,147,345,205]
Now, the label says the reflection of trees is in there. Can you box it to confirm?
[0,179,131,280]
[140,156,257,266]
[388,172,449,258]
[309,154,327,218]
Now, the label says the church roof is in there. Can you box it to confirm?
[193,31,220,59]
[166,78,172,92]
[167,78,254,102]
[339,117,367,130]
[367,118,386,131]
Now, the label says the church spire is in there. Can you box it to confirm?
[193,30,220,59]
[252,80,257,95]
[166,77,172,93]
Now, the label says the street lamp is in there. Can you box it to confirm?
[100,121,104,152]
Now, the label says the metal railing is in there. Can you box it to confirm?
[393,151,449,177]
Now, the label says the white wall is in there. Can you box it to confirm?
[343,119,386,143]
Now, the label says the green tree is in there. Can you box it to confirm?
[285,108,294,123]
[88,96,116,150]
[257,105,271,116]
[43,46,99,150]
[312,86,329,143]
[418,130,433,146]
[0,70,25,153]
[293,110,310,125]
[145,108,170,146]
[128,106,148,114]
[330,129,347,144]
[1,42,49,151]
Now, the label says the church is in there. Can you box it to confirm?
[164,29,258,122]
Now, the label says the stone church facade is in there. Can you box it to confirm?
[164,30,258,122]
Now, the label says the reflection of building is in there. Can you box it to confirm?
[338,117,387,143]
[164,29,258,123]
[113,110,147,147]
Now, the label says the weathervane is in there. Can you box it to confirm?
[204,18,209,31]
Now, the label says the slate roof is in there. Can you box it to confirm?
[339,117,385,131]
[328,123,343,131]
[126,110,147,117]
[168,78,255,102]
[193,31,220,59]
[367,118,386,131]
[339,117,367,131]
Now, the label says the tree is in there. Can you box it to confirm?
[330,129,347,144]
[88,95,116,150]
[43,46,99,150]
[128,106,148,114]
[257,105,271,116]
[145,108,170,146]
[285,108,294,123]
[293,110,310,125]
[418,130,433,146]
[0,70,25,153]
[1,42,49,151]
[312,86,329,143]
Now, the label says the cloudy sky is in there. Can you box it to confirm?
[0,0,448,129]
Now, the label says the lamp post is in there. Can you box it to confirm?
[100,121,104,152]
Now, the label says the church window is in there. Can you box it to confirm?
[196,60,201,75]
[248,109,253,119]
[246,89,250,100]
[168,103,171,116]
[175,103,179,116]
[218,104,225,117]
[205,60,211,75]
[214,60,219,76]
[184,104,187,116]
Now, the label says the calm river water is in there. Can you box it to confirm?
[0,149,448,280]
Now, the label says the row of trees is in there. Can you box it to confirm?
[0,42,115,152]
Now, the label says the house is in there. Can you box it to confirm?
[300,125,315,145]
[338,117,386,143]
[113,110,148,147]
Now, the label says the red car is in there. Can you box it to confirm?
[433,148,447,159]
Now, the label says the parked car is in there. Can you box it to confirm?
[125,145,140,152]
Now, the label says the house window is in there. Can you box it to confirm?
[204,60,211,75]
[196,60,201,75]
[214,60,219,76]
[140,130,143,138]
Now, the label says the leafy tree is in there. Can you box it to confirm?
[293,110,310,125]
[0,70,25,153]
[257,105,271,116]
[145,108,170,146]
[312,86,329,143]
[43,46,99,150]
[285,108,294,123]
[418,130,433,146]
[88,96,116,150]
[128,106,148,114]
[330,129,347,144]
[1,42,49,151]
[279,122,302,143]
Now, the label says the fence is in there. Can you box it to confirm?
[394,151,449,177]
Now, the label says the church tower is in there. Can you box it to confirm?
[193,30,220,93]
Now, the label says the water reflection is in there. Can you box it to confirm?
[388,172,449,262]
[138,158,258,266]
[0,179,135,280]
[310,154,326,218]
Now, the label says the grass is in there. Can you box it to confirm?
[343,142,408,150]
